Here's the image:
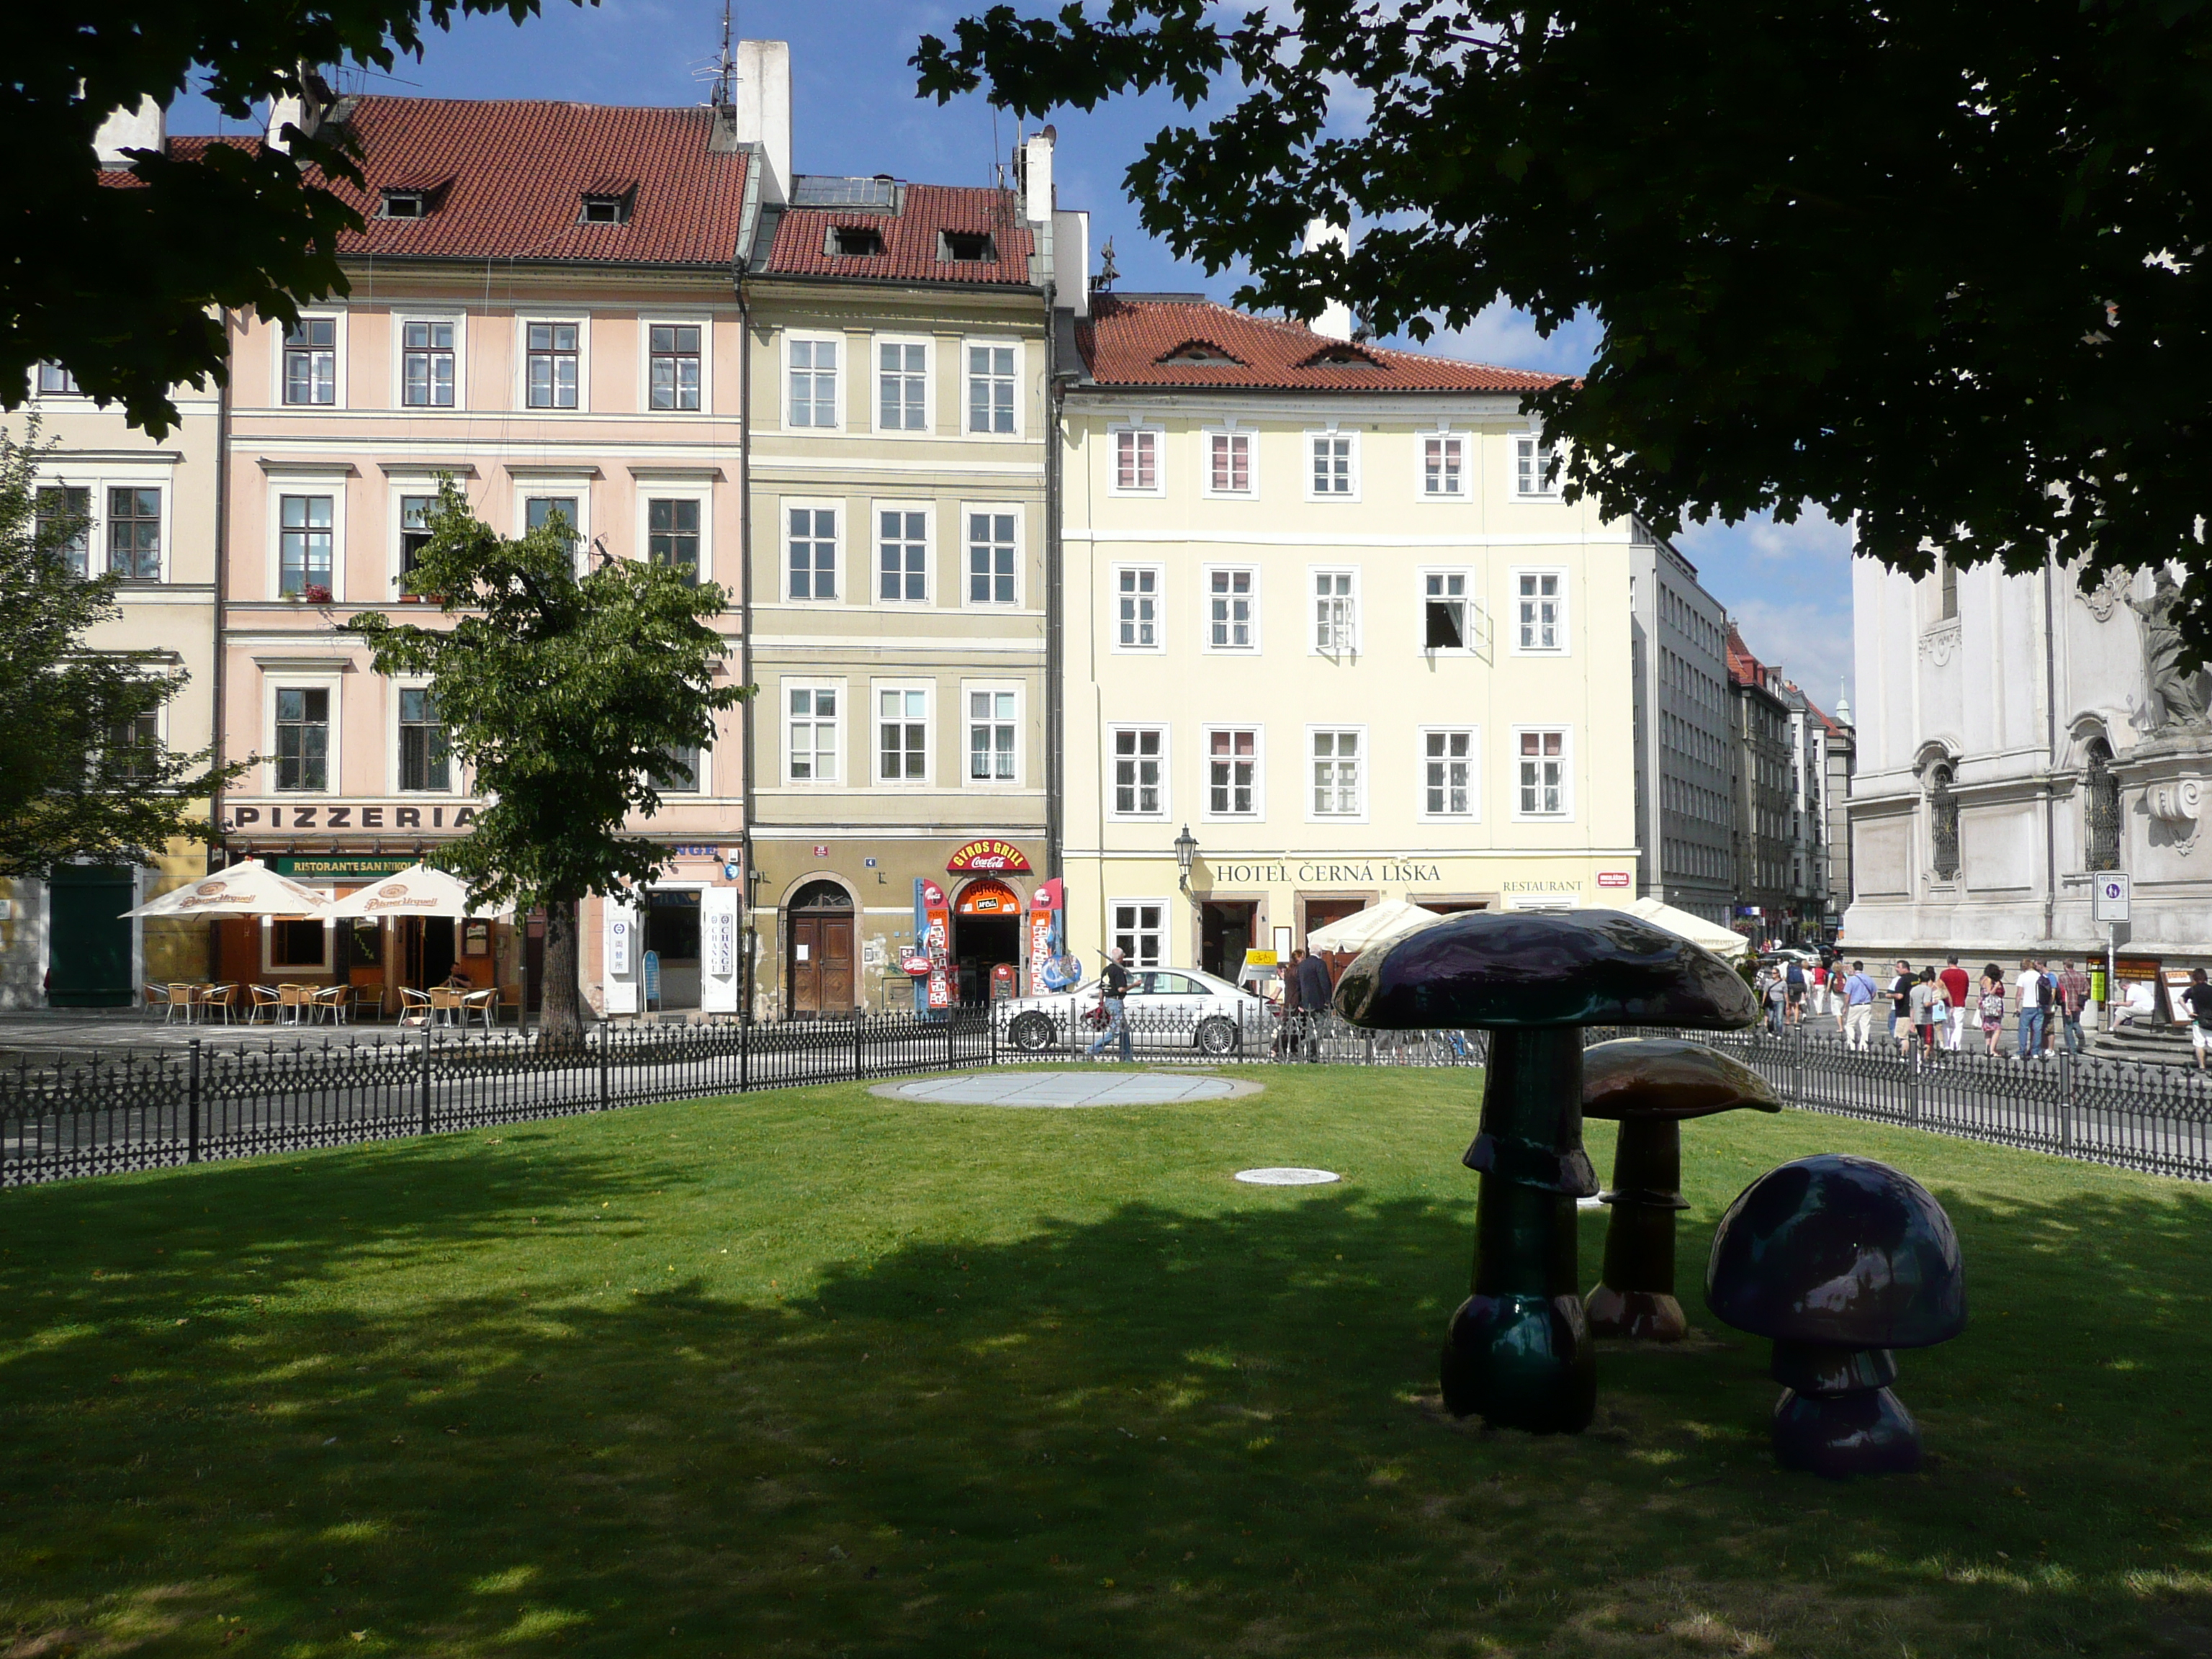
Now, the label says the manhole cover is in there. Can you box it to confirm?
[1233,1167,1341,1186]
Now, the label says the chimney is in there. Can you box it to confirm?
[1022,125,1055,224]
[266,69,331,155]
[1303,218,1353,343]
[94,96,165,168]
[733,39,792,204]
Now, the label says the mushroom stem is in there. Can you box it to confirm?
[1768,1339,1921,1477]
[1442,1028,1598,1433]
[1587,1118,1692,1342]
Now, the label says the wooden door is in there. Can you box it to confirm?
[790,917,822,1015]
[817,914,854,1012]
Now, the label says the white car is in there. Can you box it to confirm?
[996,966,1268,1056]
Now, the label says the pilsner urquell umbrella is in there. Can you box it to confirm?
[118,858,332,920]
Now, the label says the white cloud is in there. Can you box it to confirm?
[1422,297,1599,377]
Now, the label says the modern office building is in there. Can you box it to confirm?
[1627,527,1734,923]
[1058,292,1641,978]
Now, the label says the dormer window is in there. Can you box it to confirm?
[1298,342,1382,369]
[380,189,427,219]
[1156,338,1245,366]
[940,230,995,263]
[580,193,630,225]
[830,225,885,258]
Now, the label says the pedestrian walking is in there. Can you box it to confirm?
[1889,959,1916,1055]
[1843,960,1877,1049]
[1086,947,1134,1063]
[1298,948,1335,1062]
[1784,957,1806,1025]
[1910,967,1943,1059]
[1809,957,1830,1019]
[2015,957,2047,1058]
[1979,965,2008,1055]
[2056,958,2090,1055]
[1939,956,1971,1051]
[2184,968,2212,1071]
[1274,947,1306,1060]
[1762,966,1788,1035]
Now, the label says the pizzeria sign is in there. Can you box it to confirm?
[947,839,1031,873]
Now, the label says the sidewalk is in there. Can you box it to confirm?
[0,1007,510,1062]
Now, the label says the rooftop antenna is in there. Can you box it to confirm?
[708,0,736,112]
[1094,237,1119,292]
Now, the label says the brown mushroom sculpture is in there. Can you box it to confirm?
[1582,1039,1781,1342]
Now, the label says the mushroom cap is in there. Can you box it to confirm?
[1332,909,1758,1031]
[1583,1038,1783,1122]
[1704,1154,1966,1349]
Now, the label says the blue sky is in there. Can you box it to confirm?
[171,0,1854,711]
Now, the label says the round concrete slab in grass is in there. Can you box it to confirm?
[872,1071,1259,1108]
[1233,1167,1341,1186]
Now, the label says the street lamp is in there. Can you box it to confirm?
[1174,824,1199,894]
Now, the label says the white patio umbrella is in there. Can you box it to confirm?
[119,858,332,920]
[1305,897,1444,954]
[323,863,510,921]
[1581,896,1752,961]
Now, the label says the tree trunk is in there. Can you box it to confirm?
[541,895,586,1053]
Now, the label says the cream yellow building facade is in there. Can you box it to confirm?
[1061,297,1640,979]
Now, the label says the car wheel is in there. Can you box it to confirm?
[1010,1011,1056,1053]
[1195,1017,1238,1056]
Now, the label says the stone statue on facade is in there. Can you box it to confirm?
[2130,570,2212,733]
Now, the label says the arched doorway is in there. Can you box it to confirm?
[952,878,1022,1002]
[786,879,854,1017]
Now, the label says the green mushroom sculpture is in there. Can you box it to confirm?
[1334,910,1757,1434]
[1583,1039,1781,1342]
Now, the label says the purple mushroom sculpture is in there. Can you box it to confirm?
[1583,1038,1781,1342]
[1706,1153,1967,1477]
[1334,909,1755,1434]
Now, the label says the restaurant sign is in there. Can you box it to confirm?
[233,801,479,832]
[271,855,417,879]
[948,839,1031,873]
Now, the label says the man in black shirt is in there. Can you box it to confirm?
[1889,960,1915,1055]
[2185,968,2212,1072]
[1087,947,1133,1063]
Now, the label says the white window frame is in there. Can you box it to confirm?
[1202,725,1264,822]
[1419,429,1467,500]
[1201,425,1256,499]
[1202,564,1261,654]
[1417,725,1480,823]
[962,336,1024,439]
[873,333,933,435]
[1308,565,1361,657]
[1107,725,1169,821]
[514,312,589,413]
[1109,422,1166,496]
[1110,563,1164,654]
[1511,565,1570,655]
[782,498,843,604]
[781,678,846,786]
[390,308,465,412]
[652,734,711,797]
[510,475,594,574]
[639,312,713,415]
[264,673,342,798]
[1111,900,1169,970]
[1305,426,1360,502]
[262,915,336,976]
[264,472,347,601]
[390,676,462,796]
[1419,565,1480,656]
[1511,724,1575,820]
[1305,724,1368,823]
[387,475,452,590]
[961,680,1022,789]
[31,361,87,400]
[872,500,934,606]
[872,679,935,788]
[783,329,845,432]
[276,310,346,409]
[1514,431,1563,499]
[961,502,1022,608]
[638,484,714,586]
[61,475,173,585]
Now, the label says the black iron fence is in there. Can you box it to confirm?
[4,1003,2208,1188]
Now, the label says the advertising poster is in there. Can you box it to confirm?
[918,878,953,1011]
[1027,878,1064,994]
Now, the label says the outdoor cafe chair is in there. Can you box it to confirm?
[462,988,498,1032]
[397,987,432,1027]
[199,983,239,1025]
[313,984,352,1025]
[428,986,465,1028]
[277,984,313,1025]
[246,985,282,1024]
[143,984,174,1022]
[166,983,199,1025]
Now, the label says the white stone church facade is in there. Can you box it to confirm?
[1844,554,2212,974]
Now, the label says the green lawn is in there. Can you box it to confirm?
[2,1067,2209,1658]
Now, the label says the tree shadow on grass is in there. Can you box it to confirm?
[1,1135,2211,1658]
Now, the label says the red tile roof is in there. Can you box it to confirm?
[305,97,750,268]
[765,184,1035,286]
[1076,295,1561,393]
